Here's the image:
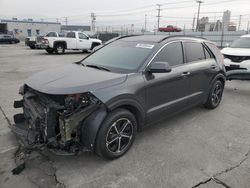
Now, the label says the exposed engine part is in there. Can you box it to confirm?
[13,86,101,154]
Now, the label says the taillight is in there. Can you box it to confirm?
[42,38,49,44]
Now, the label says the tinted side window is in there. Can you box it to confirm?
[153,42,183,67]
[204,46,211,59]
[66,32,76,38]
[185,42,205,63]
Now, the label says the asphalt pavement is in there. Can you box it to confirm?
[0,43,250,188]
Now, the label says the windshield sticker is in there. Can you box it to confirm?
[136,44,155,49]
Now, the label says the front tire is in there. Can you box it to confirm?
[204,80,224,109]
[54,44,65,55]
[95,109,137,160]
[90,43,100,51]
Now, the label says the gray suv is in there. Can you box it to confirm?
[13,35,226,159]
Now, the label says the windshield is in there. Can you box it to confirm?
[230,38,250,48]
[82,41,155,73]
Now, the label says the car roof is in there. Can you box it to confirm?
[119,35,208,43]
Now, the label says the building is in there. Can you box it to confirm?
[222,10,231,31]
[0,18,61,40]
[198,17,209,32]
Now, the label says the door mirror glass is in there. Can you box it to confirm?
[149,62,172,73]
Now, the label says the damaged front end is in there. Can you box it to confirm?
[12,85,102,155]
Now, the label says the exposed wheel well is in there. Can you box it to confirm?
[112,105,144,132]
[54,41,67,49]
[91,42,101,50]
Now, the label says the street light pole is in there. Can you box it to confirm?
[196,0,204,32]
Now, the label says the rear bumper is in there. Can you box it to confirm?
[40,44,49,49]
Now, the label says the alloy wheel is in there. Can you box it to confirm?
[211,83,223,106]
[105,118,133,154]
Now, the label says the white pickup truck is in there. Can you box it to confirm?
[41,31,102,54]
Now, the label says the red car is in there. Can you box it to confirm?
[159,25,182,32]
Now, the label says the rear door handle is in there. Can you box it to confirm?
[210,65,217,69]
[181,72,191,76]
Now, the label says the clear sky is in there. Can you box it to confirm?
[1,0,250,30]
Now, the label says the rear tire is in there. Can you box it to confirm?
[95,109,137,160]
[46,48,54,54]
[54,44,65,55]
[204,80,224,109]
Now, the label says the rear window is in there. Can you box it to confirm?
[184,42,205,63]
[46,32,57,37]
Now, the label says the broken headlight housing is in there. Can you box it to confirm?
[63,93,92,116]
[58,92,100,144]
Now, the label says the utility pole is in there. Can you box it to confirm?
[192,15,196,31]
[196,0,204,32]
[156,4,162,31]
[65,17,68,26]
[144,14,147,32]
[238,15,242,31]
[91,13,96,33]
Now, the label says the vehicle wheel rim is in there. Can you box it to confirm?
[57,46,63,53]
[211,83,222,106]
[106,118,133,154]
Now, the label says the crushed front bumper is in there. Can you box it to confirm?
[226,70,250,80]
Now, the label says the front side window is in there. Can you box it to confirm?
[152,42,184,67]
[82,41,154,73]
[184,42,205,63]
[78,33,88,39]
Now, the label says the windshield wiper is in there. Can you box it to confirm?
[85,64,110,72]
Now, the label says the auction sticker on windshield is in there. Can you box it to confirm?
[136,44,155,49]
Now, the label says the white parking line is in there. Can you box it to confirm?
[0,146,18,154]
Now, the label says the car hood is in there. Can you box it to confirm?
[25,63,127,95]
[221,47,250,56]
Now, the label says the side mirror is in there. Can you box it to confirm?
[148,61,172,73]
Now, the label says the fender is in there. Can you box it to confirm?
[204,72,226,102]
[81,105,107,151]
[106,97,146,130]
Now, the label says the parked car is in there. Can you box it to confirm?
[221,35,250,71]
[0,34,19,44]
[13,35,226,159]
[159,25,182,32]
[41,31,102,54]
